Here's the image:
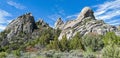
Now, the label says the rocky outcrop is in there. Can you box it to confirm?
[54,18,64,29]
[118,25,120,30]
[76,7,95,20]
[5,13,37,39]
[0,13,53,48]
[61,7,95,30]
[0,7,120,47]
[57,7,120,40]
[36,19,49,28]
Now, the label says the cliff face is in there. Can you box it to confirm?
[5,13,37,39]
[0,13,52,48]
[54,18,64,29]
[54,7,120,40]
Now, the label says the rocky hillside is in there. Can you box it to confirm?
[0,7,120,48]
[0,12,57,50]
[55,7,120,39]
[0,7,120,58]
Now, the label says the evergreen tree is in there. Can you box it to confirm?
[102,44,120,58]
[59,35,69,51]
[103,32,120,46]
[82,33,104,51]
[69,32,82,50]
[47,36,60,50]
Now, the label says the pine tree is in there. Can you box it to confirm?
[103,32,120,46]
[59,35,68,51]
[82,33,104,51]
[69,32,82,50]
[47,36,60,50]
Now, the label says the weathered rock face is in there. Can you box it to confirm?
[77,7,95,20]
[54,18,64,29]
[5,13,37,39]
[57,7,120,40]
[36,19,49,28]
[60,7,95,30]
[118,25,120,30]
[0,13,53,48]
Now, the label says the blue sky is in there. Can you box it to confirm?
[0,0,120,31]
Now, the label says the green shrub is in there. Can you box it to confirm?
[59,35,69,51]
[39,33,52,45]
[12,50,21,56]
[103,32,120,46]
[83,52,96,58]
[102,44,120,58]
[0,52,7,58]
[82,33,104,51]
[69,32,82,50]
[47,36,60,50]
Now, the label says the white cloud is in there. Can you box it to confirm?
[48,5,67,22]
[0,9,12,23]
[94,0,120,20]
[106,19,120,24]
[110,23,120,26]
[58,10,65,16]
[7,1,26,10]
[106,19,120,26]
[93,0,120,26]
[48,13,61,22]
[0,25,6,31]
[0,9,12,31]
[66,13,78,19]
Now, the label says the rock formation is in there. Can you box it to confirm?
[36,19,49,28]
[0,7,120,47]
[76,7,95,20]
[0,13,52,47]
[5,13,37,39]
[118,25,120,30]
[56,7,120,40]
[54,18,64,29]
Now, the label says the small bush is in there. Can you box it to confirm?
[83,48,96,58]
[84,53,96,58]
[102,44,120,58]
[59,35,69,51]
[103,32,120,46]
[82,33,104,51]
[12,50,21,56]
[46,36,60,50]
[0,52,7,58]
[69,32,82,50]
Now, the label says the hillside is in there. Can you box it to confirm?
[0,7,120,58]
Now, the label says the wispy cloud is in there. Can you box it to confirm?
[47,8,66,27]
[110,23,120,26]
[7,1,26,10]
[106,19,120,24]
[93,0,120,26]
[48,5,66,22]
[0,9,12,31]
[48,13,62,22]
[66,13,78,19]
[0,25,6,31]
[0,9,12,23]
